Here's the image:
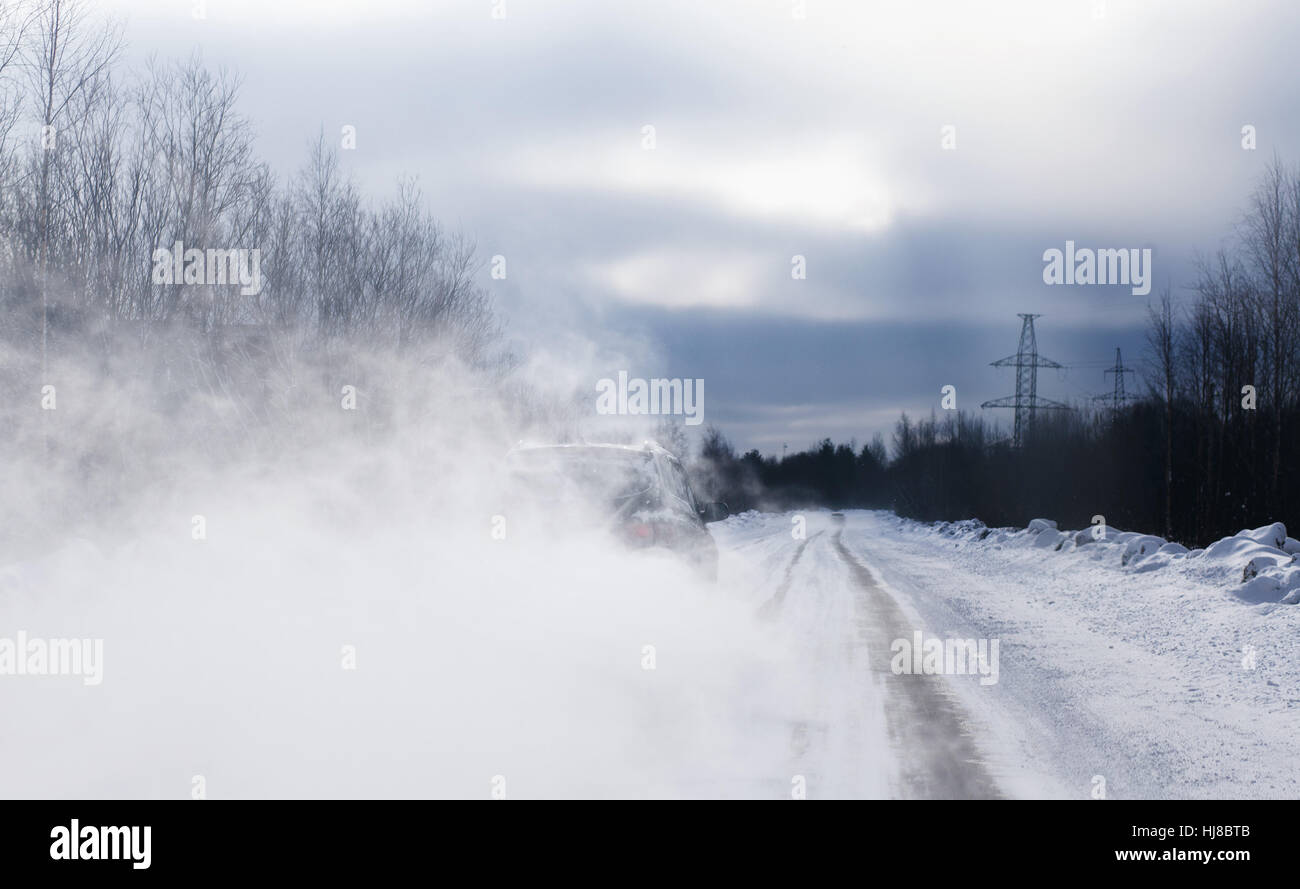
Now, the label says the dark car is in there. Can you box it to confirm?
[504,441,729,581]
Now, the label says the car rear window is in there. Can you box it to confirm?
[659,457,694,508]
[509,448,657,502]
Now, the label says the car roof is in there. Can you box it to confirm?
[508,441,676,459]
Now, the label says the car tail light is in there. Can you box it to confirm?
[624,521,655,545]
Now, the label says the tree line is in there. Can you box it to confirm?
[0,1,499,382]
[693,157,1300,548]
[0,1,511,552]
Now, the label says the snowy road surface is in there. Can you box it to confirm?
[717,510,1300,799]
[2,504,1297,798]
[719,512,1014,798]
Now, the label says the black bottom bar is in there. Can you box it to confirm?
[0,801,1281,875]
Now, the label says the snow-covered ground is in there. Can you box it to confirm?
[0,492,806,799]
[840,511,1300,799]
[3,499,1296,798]
[717,509,1300,799]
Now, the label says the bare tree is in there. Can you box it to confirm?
[21,0,121,368]
[135,54,266,329]
[0,0,37,176]
[1240,155,1299,514]
[1145,286,1177,538]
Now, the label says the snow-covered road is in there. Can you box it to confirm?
[716,509,1300,799]
[3,502,1296,798]
[726,520,1002,798]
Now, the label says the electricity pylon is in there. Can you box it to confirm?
[981,314,1071,447]
[1093,347,1136,413]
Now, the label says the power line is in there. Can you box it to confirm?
[980,314,1072,447]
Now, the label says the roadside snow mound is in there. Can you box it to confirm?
[722,509,768,531]
[1121,535,1166,567]
[1234,522,1288,550]
[1201,535,1294,585]
[1070,525,1123,546]
[1241,564,1300,604]
[1032,528,1066,549]
[920,516,1300,605]
[935,519,986,538]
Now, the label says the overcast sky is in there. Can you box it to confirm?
[105,0,1300,454]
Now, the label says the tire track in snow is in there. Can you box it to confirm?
[758,530,823,619]
[831,529,1003,799]
[752,529,829,772]
[770,529,886,795]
